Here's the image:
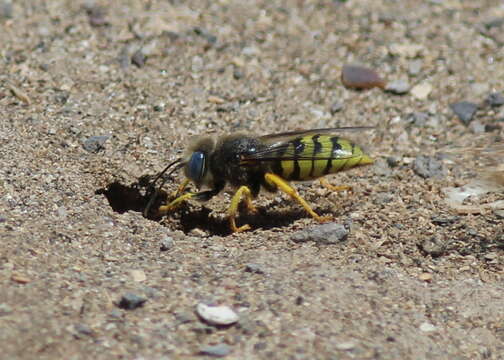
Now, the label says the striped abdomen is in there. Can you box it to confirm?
[269,135,373,181]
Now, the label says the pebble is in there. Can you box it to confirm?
[244,263,265,275]
[408,59,423,76]
[129,269,146,282]
[11,273,31,284]
[117,293,147,310]
[407,112,429,127]
[486,92,504,107]
[420,235,446,257]
[341,64,385,90]
[196,303,239,326]
[335,341,356,351]
[385,79,410,94]
[0,303,13,315]
[160,236,174,251]
[389,43,424,58]
[410,82,432,100]
[83,135,110,153]
[290,223,349,244]
[418,272,433,282]
[431,215,459,226]
[131,50,146,68]
[329,101,343,114]
[419,322,437,332]
[199,344,232,358]
[450,101,478,125]
[412,155,444,179]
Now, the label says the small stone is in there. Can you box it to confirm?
[233,69,243,80]
[160,236,174,251]
[389,43,424,58]
[85,5,108,27]
[129,269,146,282]
[450,101,478,125]
[196,303,239,326]
[469,120,485,134]
[486,92,504,107]
[0,303,13,315]
[208,95,225,104]
[11,273,31,284]
[412,155,444,179]
[418,272,433,282]
[494,209,504,219]
[117,293,147,310]
[386,156,400,168]
[83,135,110,153]
[329,101,343,114]
[131,50,146,68]
[341,64,385,90]
[420,235,446,257]
[431,216,459,226]
[419,322,437,332]
[411,82,432,100]
[199,344,232,358]
[244,263,265,274]
[335,341,356,350]
[408,59,423,76]
[407,112,429,127]
[385,79,410,94]
[74,323,93,337]
[290,223,349,244]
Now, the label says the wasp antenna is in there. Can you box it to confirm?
[144,158,184,217]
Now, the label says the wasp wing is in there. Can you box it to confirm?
[240,127,373,164]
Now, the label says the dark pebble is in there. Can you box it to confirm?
[420,236,446,257]
[341,64,385,90]
[117,293,147,310]
[290,223,349,244]
[486,92,504,107]
[386,156,400,168]
[85,5,108,27]
[233,69,243,80]
[83,135,110,153]
[431,215,459,226]
[131,50,146,68]
[450,101,478,125]
[244,263,265,274]
[412,155,444,179]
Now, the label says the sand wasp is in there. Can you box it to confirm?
[144,127,374,232]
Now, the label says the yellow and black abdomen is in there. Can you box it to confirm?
[269,135,373,181]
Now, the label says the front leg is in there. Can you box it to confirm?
[158,187,222,215]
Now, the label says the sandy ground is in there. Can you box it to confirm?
[1,1,504,359]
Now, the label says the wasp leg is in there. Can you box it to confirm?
[264,173,331,223]
[158,192,196,214]
[319,178,352,193]
[228,185,257,233]
[171,178,190,198]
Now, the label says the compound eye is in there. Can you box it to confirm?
[187,151,206,182]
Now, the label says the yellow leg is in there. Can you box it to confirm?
[158,192,196,215]
[228,186,256,233]
[171,179,190,198]
[319,178,352,193]
[265,173,331,223]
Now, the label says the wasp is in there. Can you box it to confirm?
[144,127,374,233]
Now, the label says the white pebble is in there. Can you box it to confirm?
[196,303,239,326]
[419,322,437,332]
